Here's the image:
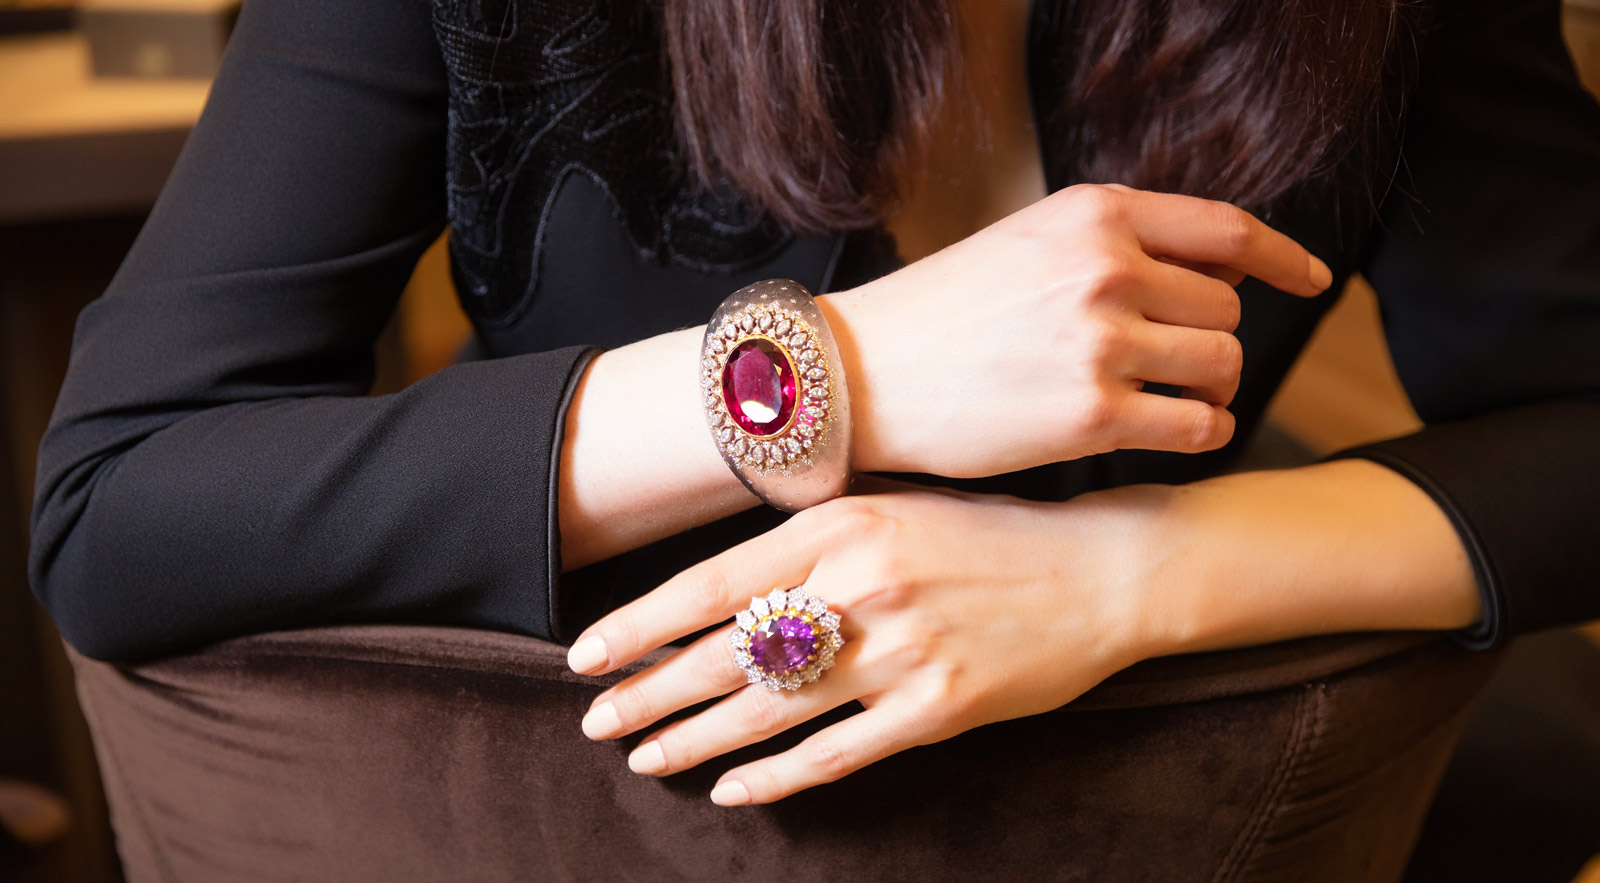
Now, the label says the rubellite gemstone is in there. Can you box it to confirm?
[722,338,797,436]
[750,616,817,674]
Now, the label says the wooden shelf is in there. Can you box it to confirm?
[0,32,208,139]
[0,32,208,222]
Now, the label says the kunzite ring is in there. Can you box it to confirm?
[701,280,852,512]
[729,588,845,692]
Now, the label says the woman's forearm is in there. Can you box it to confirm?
[561,449,1485,803]
[1115,458,1483,660]
[557,327,762,570]
[558,184,1335,570]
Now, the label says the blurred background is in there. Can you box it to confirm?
[0,0,1597,880]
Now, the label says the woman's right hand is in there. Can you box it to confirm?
[826,183,1333,478]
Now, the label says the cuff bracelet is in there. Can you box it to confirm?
[699,279,852,512]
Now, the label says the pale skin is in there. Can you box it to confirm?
[555,0,1483,807]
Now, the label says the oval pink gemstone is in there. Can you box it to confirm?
[722,339,796,436]
[750,616,817,674]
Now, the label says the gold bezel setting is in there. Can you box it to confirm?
[729,588,844,692]
[701,279,852,513]
[702,303,835,476]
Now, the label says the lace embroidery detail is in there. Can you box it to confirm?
[432,0,790,326]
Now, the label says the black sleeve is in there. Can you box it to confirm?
[28,0,599,662]
[1338,0,1600,649]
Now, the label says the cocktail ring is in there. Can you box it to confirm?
[728,588,844,692]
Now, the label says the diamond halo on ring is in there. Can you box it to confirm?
[728,588,844,691]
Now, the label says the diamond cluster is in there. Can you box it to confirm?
[729,588,844,692]
[703,301,834,476]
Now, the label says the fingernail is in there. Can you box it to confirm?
[710,780,751,807]
[1308,254,1333,291]
[629,741,667,775]
[581,701,622,740]
[567,636,609,674]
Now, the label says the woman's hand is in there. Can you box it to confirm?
[829,183,1333,478]
[554,184,1332,570]
[561,460,1484,806]
[565,484,1161,806]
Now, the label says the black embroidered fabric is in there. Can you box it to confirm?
[431,0,791,327]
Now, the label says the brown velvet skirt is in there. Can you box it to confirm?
[67,626,1503,882]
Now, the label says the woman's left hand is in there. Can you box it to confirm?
[565,483,1164,806]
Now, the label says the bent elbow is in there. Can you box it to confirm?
[29,506,149,665]
[29,444,172,664]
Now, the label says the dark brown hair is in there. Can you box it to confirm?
[664,0,1412,232]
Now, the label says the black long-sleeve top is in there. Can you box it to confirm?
[29,0,1600,662]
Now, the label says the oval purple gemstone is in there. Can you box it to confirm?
[750,616,817,675]
[722,339,797,436]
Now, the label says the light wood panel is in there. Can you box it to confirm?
[0,32,208,139]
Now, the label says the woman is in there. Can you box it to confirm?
[30,0,1600,876]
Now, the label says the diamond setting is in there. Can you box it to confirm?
[728,588,844,691]
[702,300,835,477]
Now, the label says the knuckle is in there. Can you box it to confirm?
[857,559,915,610]
[812,495,880,540]
[1066,183,1127,227]
[1187,406,1219,452]
[707,635,747,684]
[1083,317,1129,364]
[653,729,686,770]
[1181,405,1224,452]
[684,565,732,619]
[1081,252,1140,303]
[741,763,783,802]
[608,614,642,660]
[788,497,836,531]
[875,628,934,672]
[806,737,852,782]
[1074,386,1121,441]
[909,667,963,718]
[738,687,785,735]
[1211,204,1257,257]
[610,686,654,729]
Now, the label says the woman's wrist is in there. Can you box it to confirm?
[558,327,760,570]
[813,278,948,475]
[813,288,895,474]
[1097,460,1484,663]
[1039,483,1195,668]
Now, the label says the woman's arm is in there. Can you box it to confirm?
[1340,0,1600,648]
[1124,459,1481,656]
[562,460,1481,806]
[559,184,1334,568]
[565,0,1600,805]
[29,2,1323,669]
[28,0,1324,663]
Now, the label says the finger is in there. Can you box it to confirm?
[627,667,867,777]
[581,625,749,740]
[1139,261,1243,332]
[1120,190,1333,298]
[708,701,924,806]
[1111,392,1237,454]
[567,517,821,675]
[1156,256,1247,288]
[1126,323,1243,407]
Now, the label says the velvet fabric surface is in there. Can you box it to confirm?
[70,626,1502,882]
